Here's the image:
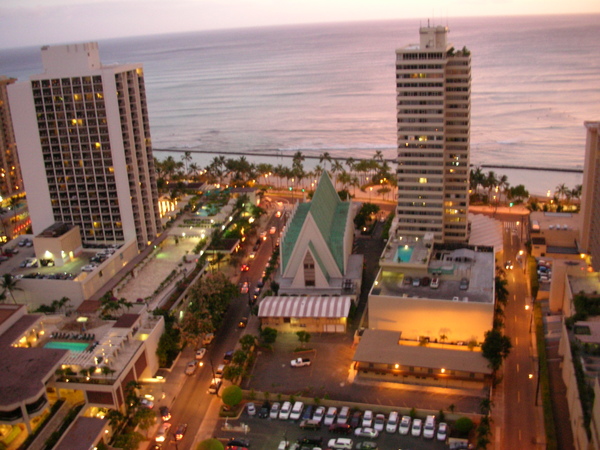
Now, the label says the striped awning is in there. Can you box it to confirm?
[258,296,351,318]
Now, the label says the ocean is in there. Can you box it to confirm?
[1,14,599,195]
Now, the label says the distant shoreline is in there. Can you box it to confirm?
[154,148,583,174]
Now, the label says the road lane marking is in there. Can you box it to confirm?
[519,429,522,441]
[516,363,520,373]
[518,391,521,403]
[515,337,519,346]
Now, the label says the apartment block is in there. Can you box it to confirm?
[395,26,471,243]
[8,42,161,250]
[0,76,24,198]
[580,121,600,271]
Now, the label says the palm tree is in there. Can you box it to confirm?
[1,274,21,304]
[470,166,485,193]
[188,162,200,180]
[555,183,569,203]
[319,152,332,171]
[483,171,498,204]
[374,150,384,162]
[181,151,192,177]
[345,157,356,173]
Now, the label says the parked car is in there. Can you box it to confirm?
[403,276,412,285]
[215,364,225,378]
[430,277,440,289]
[195,348,206,360]
[208,378,221,394]
[312,406,326,423]
[354,427,378,438]
[270,402,281,419]
[412,277,421,287]
[327,437,353,449]
[202,333,214,345]
[159,406,171,421]
[140,398,154,409]
[279,401,292,420]
[437,422,448,441]
[421,276,431,286]
[423,415,436,439]
[329,423,352,435]
[361,410,373,428]
[80,264,96,272]
[337,406,350,424]
[349,411,362,428]
[290,357,311,367]
[258,401,270,418]
[290,401,304,420]
[301,404,314,421]
[21,257,38,268]
[174,423,187,440]
[223,351,234,364]
[155,422,171,442]
[299,419,321,430]
[246,402,256,416]
[355,442,378,449]
[297,436,323,447]
[227,438,250,448]
[373,414,385,432]
[398,415,411,435]
[324,407,338,426]
[459,277,469,290]
[411,418,422,437]
[385,411,399,433]
[184,361,198,375]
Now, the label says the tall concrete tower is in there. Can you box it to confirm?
[580,121,600,271]
[395,26,471,243]
[0,76,24,199]
[8,43,161,250]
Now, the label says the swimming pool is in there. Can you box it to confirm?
[397,245,414,263]
[44,341,89,352]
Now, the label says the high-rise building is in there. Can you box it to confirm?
[8,43,161,250]
[0,76,24,198]
[395,25,471,243]
[580,121,600,271]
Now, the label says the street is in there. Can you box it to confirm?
[499,219,543,449]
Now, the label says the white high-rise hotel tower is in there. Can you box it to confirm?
[9,43,161,250]
[395,26,471,243]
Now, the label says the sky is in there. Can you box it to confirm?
[1,0,600,49]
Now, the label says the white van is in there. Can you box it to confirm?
[290,401,304,420]
[386,411,399,433]
[423,414,436,439]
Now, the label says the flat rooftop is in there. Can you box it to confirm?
[354,329,492,374]
[372,246,495,304]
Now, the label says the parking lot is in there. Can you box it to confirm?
[216,404,451,449]
[245,331,484,414]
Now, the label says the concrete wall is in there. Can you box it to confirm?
[260,316,347,334]
[558,320,593,450]
[369,294,494,343]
